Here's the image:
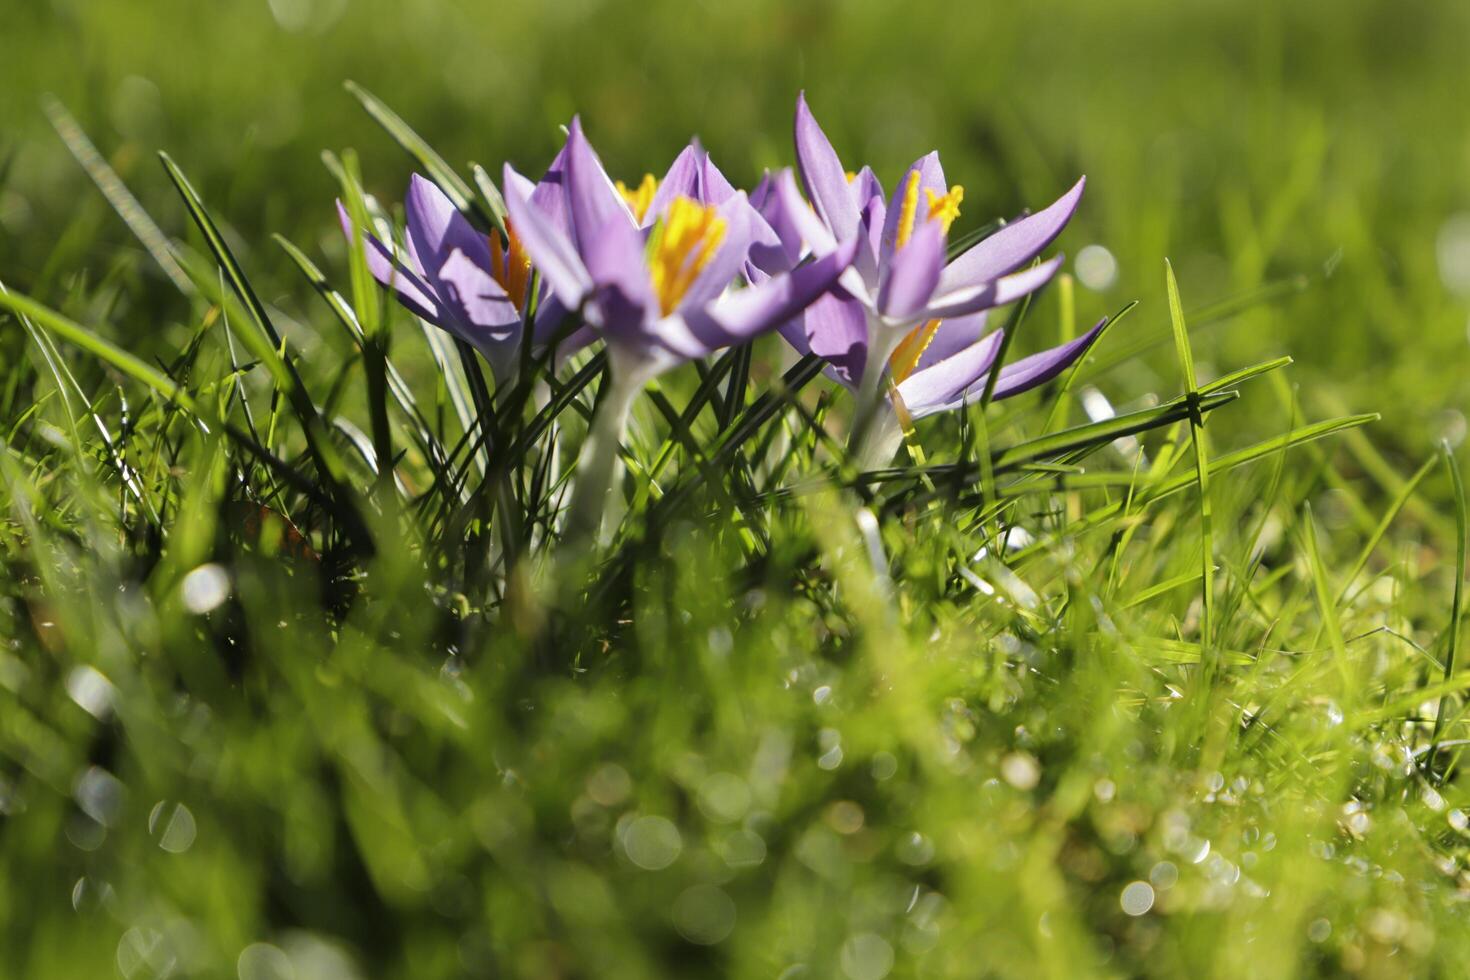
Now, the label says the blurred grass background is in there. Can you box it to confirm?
[4,0,1469,452]
[5,1,1470,977]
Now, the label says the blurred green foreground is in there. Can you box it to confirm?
[2,1,1470,977]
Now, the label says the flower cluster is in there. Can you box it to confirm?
[341,95,1106,538]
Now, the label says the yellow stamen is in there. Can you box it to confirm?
[895,170,965,249]
[845,170,857,184]
[648,196,727,316]
[925,184,964,236]
[616,173,658,223]
[894,169,922,250]
[888,318,942,383]
[489,219,533,312]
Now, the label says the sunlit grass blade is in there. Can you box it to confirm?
[1166,258,1216,691]
[344,81,497,231]
[1300,502,1353,697]
[0,286,337,512]
[43,95,194,295]
[1430,442,1467,774]
[1003,412,1378,561]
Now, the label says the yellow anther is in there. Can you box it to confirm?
[888,318,942,383]
[925,184,964,236]
[489,220,533,312]
[616,173,658,223]
[895,170,964,249]
[845,170,857,184]
[894,169,922,250]
[648,196,727,316]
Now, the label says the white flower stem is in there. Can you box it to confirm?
[847,314,903,465]
[562,371,640,554]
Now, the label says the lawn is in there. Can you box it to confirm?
[2,1,1469,977]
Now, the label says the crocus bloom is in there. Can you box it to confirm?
[760,94,1104,444]
[338,161,591,384]
[501,119,859,543]
[501,118,857,389]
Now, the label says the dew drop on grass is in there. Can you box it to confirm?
[148,801,197,854]
[66,814,106,851]
[622,816,682,870]
[181,564,231,615]
[1150,861,1179,890]
[1076,244,1119,290]
[825,801,864,835]
[66,665,116,720]
[870,753,898,781]
[1001,752,1040,790]
[1120,881,1155,916]
[74,766,125,827]
[237,942,295,980]
[587,764,632,807]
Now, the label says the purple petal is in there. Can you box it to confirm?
[564,117,636,251]
[502,164,593,308]
[855,193,885,290]
[530,142,571,235]
[580,216,662,351]
[939,177,1085,293]
[989,316,1107,400]
[877,221,944,321]
[794,93,860,240]
[894,328,1004,416]
[668,234,861,359]
[749,172,775,212]
[920,316,1107,417]
[583,213,656,315]
[880,152,948,261]
[923,255,1064,320]
[851,166,884,209]
[403,175,519,356]
[699,150,738,204]
[803,291,868,387]
[747,182,797,276]
[404,174,496,272]
[336,201,441,324]
[647,144,700,225]
[760,168,838,267]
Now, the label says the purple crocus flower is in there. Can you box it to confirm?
[502,118,856,389]
[501,118,859,542]
[338,155,592,384]
[759,94,1105,455]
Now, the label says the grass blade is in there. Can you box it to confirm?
[1430,443,1467,774]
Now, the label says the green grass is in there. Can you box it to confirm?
[2,2,1470,977]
